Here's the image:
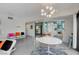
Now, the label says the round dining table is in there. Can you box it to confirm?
[36,35,62,55]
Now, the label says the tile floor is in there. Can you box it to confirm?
[12,37,79,55]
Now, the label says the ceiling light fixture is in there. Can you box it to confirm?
[43,12,46,16]
[41,13,44,16]
[49,7,53,10]
[46,6,49,9]
[50,9,55,14]
[41,9,44,12]
[48,14,52,18]
[41,6,55,18]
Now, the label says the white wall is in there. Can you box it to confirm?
[0,14,25,37]
[62,15,73,42]
[25,23,35,37]
[73,14,77,49]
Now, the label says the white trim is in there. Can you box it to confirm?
[73,14,77,49]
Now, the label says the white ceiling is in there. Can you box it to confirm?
[0,3,79,18]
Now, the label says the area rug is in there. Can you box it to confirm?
[31,47,67,55]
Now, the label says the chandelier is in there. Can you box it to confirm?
[41,6,55,18]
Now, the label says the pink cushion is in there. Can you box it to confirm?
[8,33,15,38]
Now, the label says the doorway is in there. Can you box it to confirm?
[35,22,43,37]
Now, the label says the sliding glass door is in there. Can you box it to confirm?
[35,20,64,39]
